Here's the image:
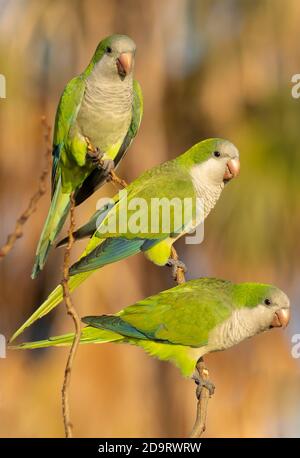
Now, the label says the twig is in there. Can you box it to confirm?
[61,193,81,438]
[171,246,213,438]
[190,358,212,438]
[109,169,128,188]
[0,116,52,258]
[170,246,186,284]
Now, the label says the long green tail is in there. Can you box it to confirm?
[31,179,71,279]
[9,326,124,349]
[9,271,91,343]
[12,238,147,343]
[10,323,197,377]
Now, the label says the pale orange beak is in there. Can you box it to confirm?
[117,52,133,77]
[224,158,240,181]
[271,308,290,328]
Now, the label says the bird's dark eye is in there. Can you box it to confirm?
[264,298,272,306]
[106,46,112,54]
[213,151,221,158]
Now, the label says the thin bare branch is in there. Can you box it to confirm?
[170,246,186,284]
[190,358,213,438]
[61,193,81,438]
[0,116,52,258]
[109,169,128,189]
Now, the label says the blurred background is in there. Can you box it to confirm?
[0,0,300,438]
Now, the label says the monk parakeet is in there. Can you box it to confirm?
[11,278,290,378]
[10,138,239,342]
[32,34,143,278]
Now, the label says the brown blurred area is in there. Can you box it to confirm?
[0,0,300,437]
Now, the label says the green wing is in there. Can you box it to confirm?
[116,278,235,347]
[51,75,86,196]
[74,79,143,206]
[93,161,196,240]
[68,161,196,273]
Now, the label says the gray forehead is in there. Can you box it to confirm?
[217,140,239,158]
[111,35,136,52]
[269,289,290,308]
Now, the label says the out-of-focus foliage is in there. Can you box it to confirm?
[0,0,299,437]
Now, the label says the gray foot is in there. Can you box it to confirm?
[166,258,187,280]
[87,147,115,177]
[192,372,215,398]
[101,158,115,178]
[87,147,104,166]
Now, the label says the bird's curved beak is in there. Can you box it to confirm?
[223,158,240,182]
[117,52,133,78]
[271,308,290,328]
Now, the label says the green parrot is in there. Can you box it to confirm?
[10,138,240,342]
[32,34,143,278]
[11,278,290,378]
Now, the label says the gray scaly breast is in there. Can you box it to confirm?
[76,75,133,152]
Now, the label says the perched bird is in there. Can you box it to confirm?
[32,34,143,278]
[11,278,290,380]
[10,138,239,342]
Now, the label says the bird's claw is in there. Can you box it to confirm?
[101,159,115,178]
[87,146,104,165]
[86,143,115,177]
[166,258,187,280]
[193,373,215,398]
